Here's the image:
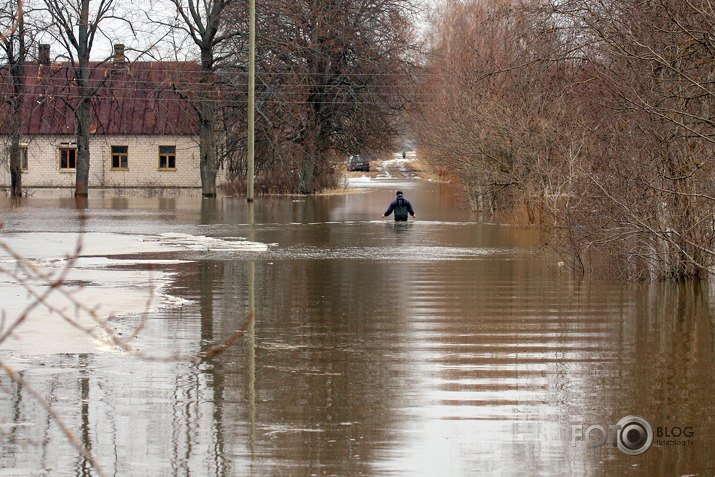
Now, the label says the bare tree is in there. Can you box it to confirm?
[39,0,131,197]
[412,0,572,216]
[163,0,241,197]
[0,0,26,197]
[221,0,418,194]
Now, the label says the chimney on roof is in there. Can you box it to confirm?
[38,44,50,65]
[113,44,126,64]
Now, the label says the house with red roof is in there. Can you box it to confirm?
[0,44,218,189]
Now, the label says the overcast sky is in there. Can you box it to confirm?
[28,0,433,62]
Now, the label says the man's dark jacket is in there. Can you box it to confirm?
[384,194,415,221]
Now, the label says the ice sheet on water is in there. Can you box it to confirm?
[0,261,181,355]
[154,232,269,252]
[0,231,269,260]
[0,231,269,356]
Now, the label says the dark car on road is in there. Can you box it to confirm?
[347,155,370,172]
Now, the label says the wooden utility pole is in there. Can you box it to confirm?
[246,0,255,201]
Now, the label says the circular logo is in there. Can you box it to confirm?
[616,415,653,456]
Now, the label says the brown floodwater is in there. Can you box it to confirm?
[0,179,714,477]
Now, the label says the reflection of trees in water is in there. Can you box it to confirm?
[163,257,391,475]
[204,257,400,475]
[575,280,715,475]
[634,282,715,450]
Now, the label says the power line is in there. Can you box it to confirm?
[0,63,459,78]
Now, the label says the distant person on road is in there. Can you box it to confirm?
[381,190,415,221]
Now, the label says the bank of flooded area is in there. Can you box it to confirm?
[0,183,714,476]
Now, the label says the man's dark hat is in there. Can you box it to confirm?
[396,190,403,196]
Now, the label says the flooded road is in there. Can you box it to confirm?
[1,173,714,476]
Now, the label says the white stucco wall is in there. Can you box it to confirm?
[0,135,223,189]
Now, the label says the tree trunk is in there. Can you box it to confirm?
[75,0,91,197]
[298,146,318,194]
[298,110,321,194]
[9,82,23,198]
[199,49,218,197]
[9,139,22,198]
[199,116,218,197]
[75,102,91,197]
[8,15,25,198]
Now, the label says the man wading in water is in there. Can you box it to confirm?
[381,190,416,221]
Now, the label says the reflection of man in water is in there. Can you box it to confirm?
[381,190,415,221]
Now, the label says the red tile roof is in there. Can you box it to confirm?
[0,61,201,135]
